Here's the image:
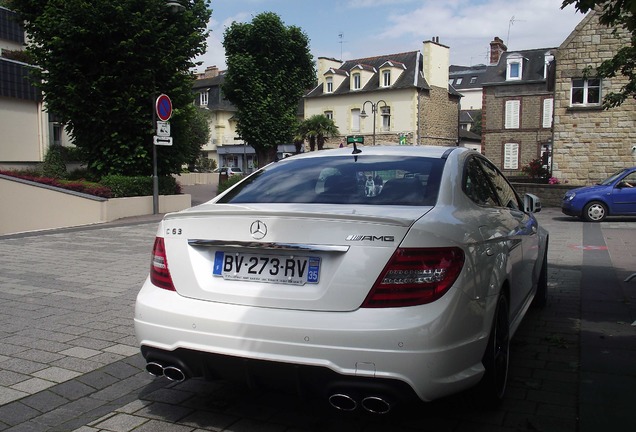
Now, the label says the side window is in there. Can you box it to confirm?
[619,172,636,188]
[477,158,522,210]
[463,158,499,207]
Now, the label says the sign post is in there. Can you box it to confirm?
[152,94,173,214]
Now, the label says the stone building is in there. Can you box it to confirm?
[481,37,556,177]
[304,38,460,147]
[552,10,636,185]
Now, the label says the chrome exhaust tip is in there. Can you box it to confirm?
[328,393,358,411]
[162,365,186,382]
[145,362,164,378]
[361,396,392,414]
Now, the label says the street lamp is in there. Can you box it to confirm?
[165,1,186,13]
[360,100,389,146]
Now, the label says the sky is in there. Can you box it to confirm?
[193,0,586,73]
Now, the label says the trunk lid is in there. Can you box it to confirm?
[160,203,431,312]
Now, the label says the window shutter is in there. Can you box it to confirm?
[542,98,553,128]
[505,100,520,129]
[503,143,519,170]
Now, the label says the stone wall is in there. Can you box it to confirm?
[553,11,636,185]
[419,86,459,145]
[512,183,577,208]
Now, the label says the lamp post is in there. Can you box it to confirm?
[360,100,388,146]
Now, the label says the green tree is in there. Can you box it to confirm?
[561,0,636,107]
[222,12,316,165]
[298,115,340,151]
[471,110,482,135]
[7,0,211,177]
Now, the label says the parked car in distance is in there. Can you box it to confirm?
[213,166,243,177]
[562,166,636,222]
[135,145,549,413]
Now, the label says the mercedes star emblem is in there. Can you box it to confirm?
[250,220,267,240]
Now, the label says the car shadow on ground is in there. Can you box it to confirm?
[136,262,581,431]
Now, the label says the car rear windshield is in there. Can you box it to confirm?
[217,155,445,205]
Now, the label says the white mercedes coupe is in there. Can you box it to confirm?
[135,145,548,414]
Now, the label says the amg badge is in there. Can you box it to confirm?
[346,235,395,242]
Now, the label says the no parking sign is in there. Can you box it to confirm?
[155,94,172,121]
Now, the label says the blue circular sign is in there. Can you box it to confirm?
[155,94,172,121]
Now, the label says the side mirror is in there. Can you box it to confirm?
[524,193,542,213]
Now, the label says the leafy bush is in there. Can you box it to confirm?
[521,158,550,179]
[41,145,68,179]
[0,170,112,198]
[2,170,182,198]
[100,175,181,198]
[217,175,244,194]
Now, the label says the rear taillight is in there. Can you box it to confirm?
[150,237,175,291]
[361,247,464,308]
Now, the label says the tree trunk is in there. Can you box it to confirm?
[255,146,278,168]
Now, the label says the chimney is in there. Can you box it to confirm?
[204,65,219,78]
[489,37,507,64]
[423,37,449,89]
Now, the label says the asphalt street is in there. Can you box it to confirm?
[0,185,634,431]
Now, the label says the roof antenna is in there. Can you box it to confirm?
[339,32,346,61]
[507,16,525,48]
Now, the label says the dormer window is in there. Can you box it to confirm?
[382,70,391,87]
[199,91,208,106]
[352,73,361,90]
[326,76,333,93]
[456,78,463,85]
[470,76,477,84]
[506,54,523,81]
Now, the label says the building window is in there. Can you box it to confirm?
[470,76,477,84]
[542,98,553,128]
[504,99,520,129]
[456,78,463,85]
[506,56,523,80]
[326,77,333,93]
[381,106,390,131]
[382,70,391,87]
[503,143,519,170]
[571,78,601,106]
[324,110,333,120]
[199,91,208,106]
[351,108,361,131]
[448,79,454,85]
[352,73,361,90]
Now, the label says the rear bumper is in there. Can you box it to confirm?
[140,345,420,405]
[134,278,490,402]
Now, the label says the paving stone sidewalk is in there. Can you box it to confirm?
[0,208,634,431]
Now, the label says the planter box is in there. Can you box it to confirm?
[0,175,191,235]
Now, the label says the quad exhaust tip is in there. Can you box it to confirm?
[145,362,186,382]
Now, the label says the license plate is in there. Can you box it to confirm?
[212,251,320,285]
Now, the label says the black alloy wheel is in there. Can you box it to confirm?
[475,293,510,407]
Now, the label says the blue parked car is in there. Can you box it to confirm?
[562,167,636,222]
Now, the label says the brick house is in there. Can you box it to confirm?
[481,37,556,177]
[552,10,636,185]
[304,39,460,147]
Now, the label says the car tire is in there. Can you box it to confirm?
[582,201,608,222]
[532,245,548,308]
[475,293,510,408]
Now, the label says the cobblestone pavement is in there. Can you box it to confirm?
[0,207,634,432]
